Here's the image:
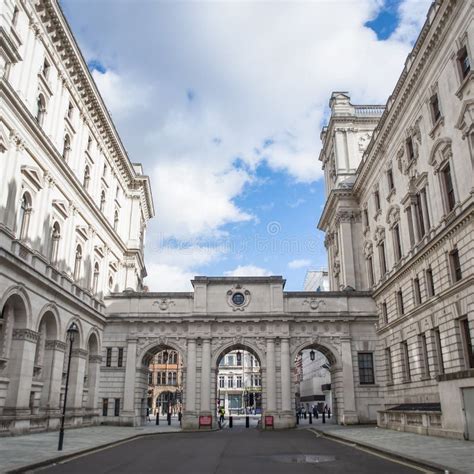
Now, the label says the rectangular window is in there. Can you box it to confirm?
[227,376,234,389]
[392,224,402,262]
[106,348,112,367]
[379,242,387,276]
[433,328,444,375]
[374,190,381,212]
[102,398,108,416]
[413,277,421,306]
[460,317,474,369]
[419,333,430,379]
[387,168,394,191]
[426,267,435,297]
[458,45,471,79]
[449,249,462,283]
[430,93,441,123]
[415,193,425,239]
[358,353,375,385]
[397,290,404,316]
[114,398,120,417]
[406,206,415,247]
[117,348,123,367]
[381,302,388,325]
[219,376,225,388]
[236,376,242,388]
[401,341,411,382]
[227,355,235,366]
[148,372,153,385]
[363,208,369,228]
[420,188,431,230]
[385,347,393,384]
[442,163,456,212]
[367,256,374,287]
[406,136,415,161]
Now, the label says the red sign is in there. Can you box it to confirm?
[199,415,212,427]
[265,415,274,427]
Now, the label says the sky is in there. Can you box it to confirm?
[61,0,431,291]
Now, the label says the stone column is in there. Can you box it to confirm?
[280,338,291,412]
[340,337,358,424]
[339,215,356,289]
[123,338,137,420]
[185,339,197,413]
[67,348,87,423]
[41,340,66,410]
[200,339,211,414]
[86,355,102,413]
[266,338,276,412]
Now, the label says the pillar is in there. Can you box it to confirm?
[41,340,66,411]
[339,217,356,288]
[183,338,197,429]
[123,338,137,423]
[66,348,87,423]
[86,355,102,413]
[266,338,276,412]
[280,338,291,412]
[200,338,211,414]
[340,337,359,424]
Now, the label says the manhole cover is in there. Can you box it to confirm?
[267,454,336,464]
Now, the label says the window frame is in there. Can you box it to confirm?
[357,352,375,385]
[460,317,474,369]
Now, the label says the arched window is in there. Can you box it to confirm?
[36,94,46,126]
[83,165,90,191]
[73,244,82,281]
[62,134,71,161]
[67,102,74,120]
[113,209,119,231]
[100,190,106,212]
[92,262,100,294]
[50,221,61,264]
[18,192,32,240]
[108,275,114,291]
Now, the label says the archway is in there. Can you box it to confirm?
[214,344,263,429]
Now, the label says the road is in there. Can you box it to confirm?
[37,428,425,473]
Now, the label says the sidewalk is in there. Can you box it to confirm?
[0,423,181,473]
[311,424,474,473]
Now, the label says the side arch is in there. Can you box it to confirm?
[211,339,265,368]
[138,338,187,368]
[0,284,32,329]
[290,338,341,370]
[36,303,60,340]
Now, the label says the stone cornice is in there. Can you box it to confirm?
[317,188,357,231]
[45,339,67,351]
[71,348,88,359]
[353,0,460,195]
[12,329,39,342]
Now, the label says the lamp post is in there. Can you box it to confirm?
[58,322,79,451]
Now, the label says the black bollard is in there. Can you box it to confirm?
[167,412,171,425]
[328,409,331,419]
[156,412,159,425]
[246,416,250,428]
[229,416,233,428]
[315,410,319,419]
[296,414,299,425]
[178,412,182,422]
[304,412,307,419]
[322,411,326,424]
[309,413,312,424]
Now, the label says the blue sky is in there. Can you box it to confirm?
[62,0,430,291]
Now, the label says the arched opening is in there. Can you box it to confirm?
[214,345,262,428]
[138,344,184,427]
[292,344,338,426]
[18,192,32,240]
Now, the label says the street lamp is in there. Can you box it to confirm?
[58,322,79,451]
[310,350,315,361]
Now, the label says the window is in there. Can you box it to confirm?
[100,190,106,213]
[406,136,415,161]
[460,318,474,369]
[227,376,234,388]
[392,223,402,263]
[433,328,444,375]
[401,341,411,382]
[73,244,82,281]
[168,371,177,385]
[458,45,471,80]
[227,355,235,366]
[67,102,74,120]
[114,210,119,231]
[367,256,374,286]
[358,352,375,385]
[106,347,112,367]
[83,165,90,191]
[12,6,19,26]
[419,333,430,379]
[41,58,50,79]
[62,134,71,160]
[102,398,108,416]
[108,275,114,291]
[36,94,46,126]
[92,262,100,294]
[381,302,388,325]
[378,241,387,276]
[363,208,369,228]
[430,93,441,123]
[50,221,61,264]
[413,277,421,306]
[426,267,435,297]
[117,348,123,367]
[102,164,107,178]
[219,376,225,388]
[87,136,92,152]
[115,185,120,200]
[415,193,425,239]
[449,249,462,283]
[19,192,32,240]
[157,371,166,385]
[385,347,393,384]
[441,163,456,212]
[114,398,120,416]
[387,168,394,191]
[236,351,242,366]
[148,372,153,384]
[397,290,404,316]
[236,375,242,388]
[406,206,415,247]
[374,190,381,212]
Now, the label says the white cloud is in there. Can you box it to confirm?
[145,263,194,292]
[392,0,432,43]
[224,265,272,277]
[288,259,312,269]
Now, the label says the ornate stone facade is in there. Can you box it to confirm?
[319,0,474,440]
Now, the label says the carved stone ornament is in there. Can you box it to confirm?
[386,205,400,227]
[226,285,251,311]
[373,226,386,245]
[333,260,340,277]
[363,241,373,258]
[12,329,39,343]
[428,138,452,173]
[152,298,175,311]
[302,298,326,311]
[358,132,372,153]
[45,340,67,352]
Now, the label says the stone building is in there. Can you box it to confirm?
[0,0,153,434]
[318,0,474,439]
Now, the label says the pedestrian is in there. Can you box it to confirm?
[146,407,151,422]
[328,407,331,419]
[219,406,225,425]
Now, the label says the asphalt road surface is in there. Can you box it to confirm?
[38,428,424,474]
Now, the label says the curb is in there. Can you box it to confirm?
[6,428,218,473]
[308,428,456,473]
